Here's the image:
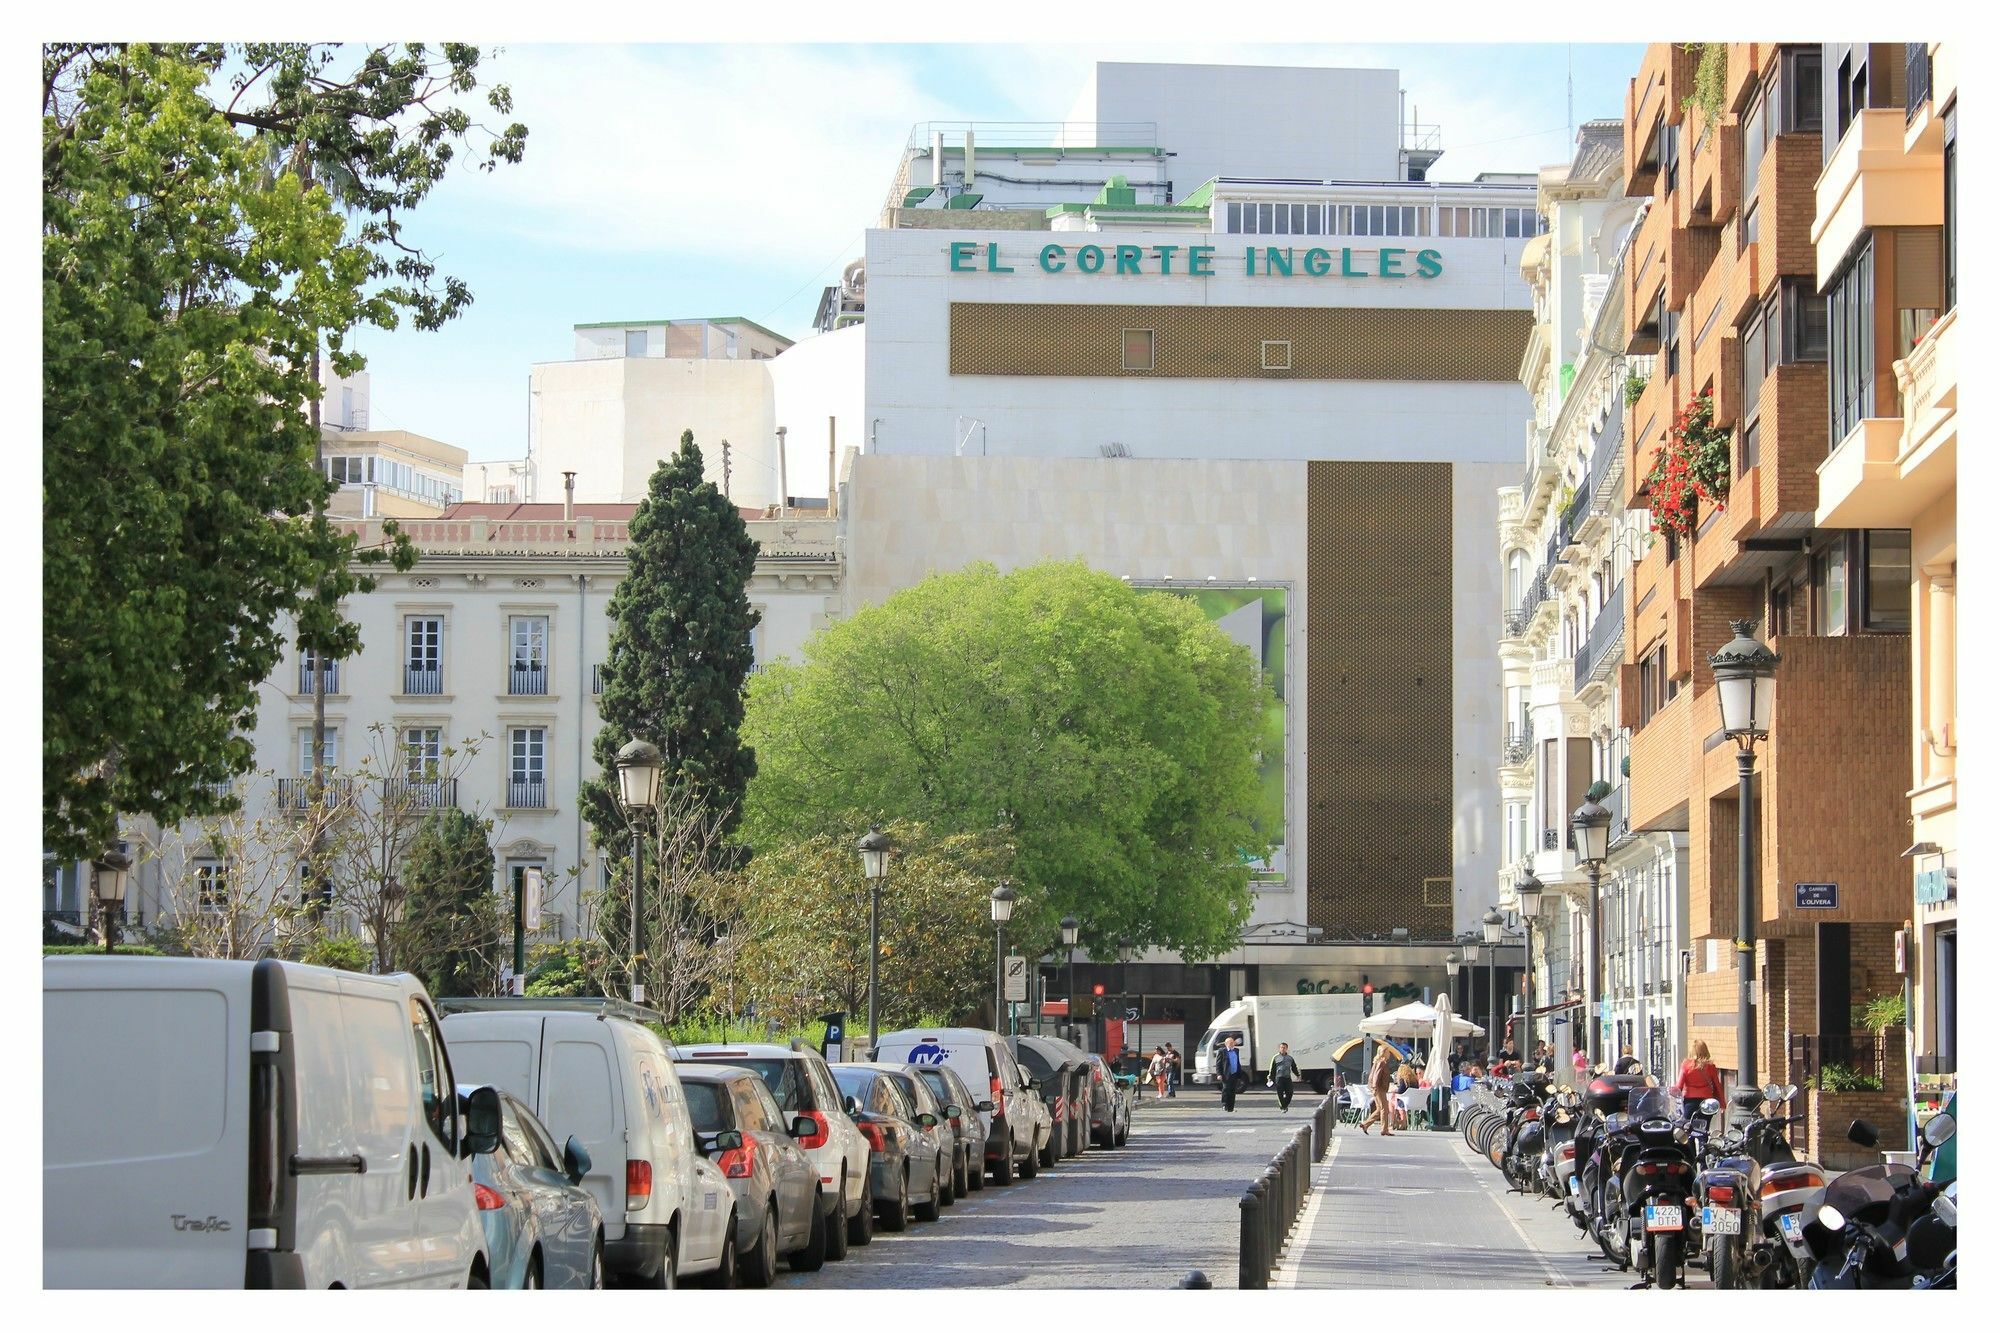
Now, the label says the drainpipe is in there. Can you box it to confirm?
[562,471,576,524]
[963,130,976,196]
[828,416,838,519]
[776,426,789,518]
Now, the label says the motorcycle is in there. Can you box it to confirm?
[1797,1110,1956,1289]
[1699,1082,1824,1289]
[1535,1085,1583,1202]
[1573,1073,1648,1261]
[1584,1083,1700,1286]
[1495,1069,1555,1193]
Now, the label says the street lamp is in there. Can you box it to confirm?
[615,737,663,1003]
[857,825,895,1051]
[92,848,132,955]
[1443,951,1462,1057]
[990,881,1017,1035]
[1516,873,1545,1057]
[1711,618,1780,1089]
[1059,916,1080,1042]
[1483,909,1504,1059]
[1570,795,1612,1068]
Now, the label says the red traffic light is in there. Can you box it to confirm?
[1362,983,1374,994]
[1092,984,1105,996]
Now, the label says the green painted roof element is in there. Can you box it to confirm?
[945,192,985,209]
[1096,174,1138,207]
[903,186,936,207]
[1181,178,1218,209]
[1559,362,1576,398]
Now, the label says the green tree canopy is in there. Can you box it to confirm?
[584,433,761,863]
[742,561,1270,959]
[394,807,502,999]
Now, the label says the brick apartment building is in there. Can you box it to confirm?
[1615,42,1940,1121]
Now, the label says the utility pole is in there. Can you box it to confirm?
[721,439,732,503]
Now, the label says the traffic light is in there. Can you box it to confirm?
[1361,980,1375,1017]
[1092,984,1105,996]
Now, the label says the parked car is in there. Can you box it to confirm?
[677,1064,824,1286]
[440,1002,731,1287]
[896,1064,962,1209]
[678,1040,871,1253]
[832,1063,951,1229]
[463,1085,605,1288]
[1013,1060,1054,1172]
[44,957,501,1289]
[874,1027,1038,1185]
[912,1063,987,1196]
[1072,1050,1132,1147]
[1015,1035,1090,1160]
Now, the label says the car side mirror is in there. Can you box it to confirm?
[917,1112,939,1128]
[699,1129,744,1156]
[460,1085,502,1159]
[563,1134,592,1185]
[843,1095,860,1117]
[975,1100,995,1113]
[944,1104,964,1119]
[1700,1098,1721,1117]
[791,1114,818,1140]
[1923,1112,1956,1148]
[1847,1118,1881,1149]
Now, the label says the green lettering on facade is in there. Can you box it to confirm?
[1378,247,1406,278]
[1039,244,1067,273]
[1341,248,1364,277]
[1245,248,1257,274]
[1303,247,1332,276]
[1415,248,1444,278]
[1077,245,1105,273]
[985,242,1014,273]
[1153,244,1180,273]
[1114,245,1142,275]
[1189,245,1215,275]
[949,241,977,272]
[1264,247,1293,276]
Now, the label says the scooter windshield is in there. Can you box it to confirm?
[1626,1086,1676,1121]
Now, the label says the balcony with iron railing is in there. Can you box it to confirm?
[1503,571,1550,639]
[404,665,443,696]
[383,778,458,811]
[298,662,339,695]
[276,777,356,812]
[509,664,548,696]
[1907,43,1932,124]
[1502,728,1532,767]
[1573,584,1626,693]
[506,780,548,810]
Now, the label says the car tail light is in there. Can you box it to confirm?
[855,1120,886,1152]
[474,1183,507,1211]
[1092,1065,1104,1083]
[1707,1184,1736,1203]
[626,1159,653,1211]
[796,1110,830,1150]
[990,1074,1007,1116]
[1763,1170,1824,1196]
[718,1134,757,1180]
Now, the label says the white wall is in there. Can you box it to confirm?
[864,225,1533,462]
[1454,462,1509,936]
[769,325,867,501]
[1089,62,1404,193]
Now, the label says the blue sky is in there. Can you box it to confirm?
[348,43,1645,461]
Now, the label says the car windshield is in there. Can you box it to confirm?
[833,1068,875,1104]
[682,1080,727,1132]
[688,1057,802,1111]
[915,1069,950,1099]
[1015,1046,1055,1078]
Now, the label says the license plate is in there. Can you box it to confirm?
[1568,1176,1580,1195]
[1778,1211,1809,1255]
[1702,1207,1742,1235]
[1645,1205,1684,1232]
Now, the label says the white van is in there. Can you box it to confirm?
[440,1007,730,1286]
[44,956,500,1289]
[874,1028,1038,1185]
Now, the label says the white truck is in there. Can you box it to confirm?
[1191,994,1380,1095]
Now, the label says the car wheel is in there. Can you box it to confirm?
[966,1150,985,1191]
[524,1250,543,1290]
[847,1176,875,1247]
[466,1265,487,1290]
[992,1144,1014,1186]
[1020,1143,1039,1179]
[824,1174,851,1260]
[589,1235,605,1289]
[915,1163,942,1222]
[740,1204,778,1288]
[938,1154,956,1207]
[790,1188,829,1272]
[1038,1133,1056,1170]
[879,1167,911,1232]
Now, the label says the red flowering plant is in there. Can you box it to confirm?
[1644,392,1732,538]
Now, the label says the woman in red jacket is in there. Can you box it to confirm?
[1673,1040,1725,1122]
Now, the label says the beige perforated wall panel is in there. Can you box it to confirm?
[949,303,1533,381]
[1305,461,1456,938]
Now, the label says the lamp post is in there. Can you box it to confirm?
[1516,873,1546,1057]
[1444,951,1461,1058]
[1059,916,1080,1042]
[92,848,132,955]
[1711,618,1780,1088]
[1483,910,1504,1059]
[1570,795,1612,1068]
[990,881,1016,1034]
[857,826,895,1052]
[614,738,663,1004]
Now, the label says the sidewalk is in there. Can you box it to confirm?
[1271,1123,1647,1289]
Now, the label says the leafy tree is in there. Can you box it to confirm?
[716,822,1014,1032]
[42,43,524,861]
[395,806,503,999]
[742,561,1269,959]
[584,433,761,867]
[301,932,371,973]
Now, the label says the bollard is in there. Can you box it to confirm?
[1261,1166,1281,1260]
[1179,1269,1213,1290]
[1239,1179,1268,1289]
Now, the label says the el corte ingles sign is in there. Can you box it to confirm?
[948,240,1445,280]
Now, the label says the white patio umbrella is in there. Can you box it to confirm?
[1423,992,1460,1087]
[1358,999,1485,1041]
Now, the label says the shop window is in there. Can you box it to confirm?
[1121,328,1155,372]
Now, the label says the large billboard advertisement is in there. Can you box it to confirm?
[1154,584,1288,884]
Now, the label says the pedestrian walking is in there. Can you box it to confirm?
[1357,1042,1398,1136]
[1671,1040,1724,1122]
[1572,1047,1590,1081]
[1269,1042,1299,1112]
[1148,1047,1170,1100]
[1165,1043,1182,1097]
[1614,1045,1644,1075]
[1217,1036,1246,1112]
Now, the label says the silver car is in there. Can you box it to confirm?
[460,1085,605,1289]
[833,1063,952,1229]
[678,1064,822,1288]
[912,1063,987,1197]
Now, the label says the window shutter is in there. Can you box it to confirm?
[1893,227,1943,313]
